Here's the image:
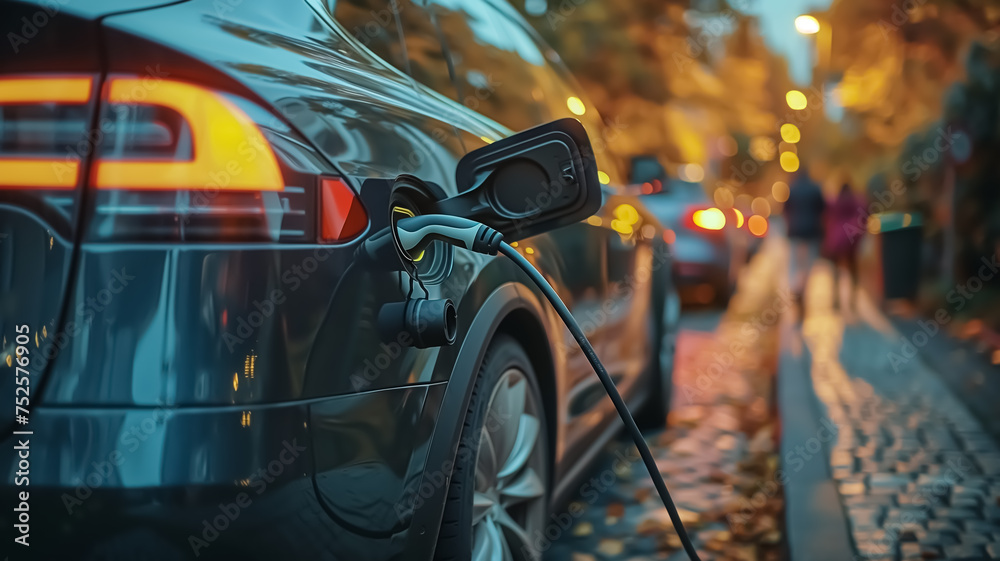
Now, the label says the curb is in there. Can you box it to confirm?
[777,333,855,560]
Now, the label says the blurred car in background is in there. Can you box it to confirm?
[628,156,767,305]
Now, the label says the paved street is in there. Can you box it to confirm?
[545,237,789,561]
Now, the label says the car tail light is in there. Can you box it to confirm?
[0,73,367,243]
[93,77,283,191]
[0,75,96,190]
[686,206,726,231]
[640,179,662,195]
[320,177,367,242]
[727,208,744,228]
[89,75,304,242]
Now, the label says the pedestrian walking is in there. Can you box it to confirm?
[823,182,867,312]
[783,169,826,309]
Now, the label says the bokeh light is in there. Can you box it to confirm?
[714,188,735,208]
[567,96,586,115]
[786,90,808,110]
[732,208,745,228]
[780,123,801,143]
[748,215,768,236]
[795,15,820,34]
[678,163,705,182]
[780,151,800,172]
[751,197,771,217]
[749,136,776,161]
[772,181,789,202]
[692,208,726,230]
[717,136,738,157]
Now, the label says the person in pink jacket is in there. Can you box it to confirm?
[823,183,867,312]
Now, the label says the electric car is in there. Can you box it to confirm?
[0,0,679,559]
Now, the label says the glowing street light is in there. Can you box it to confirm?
[780,123,801,143]
[786,90,808,110]
[780,151,800,172]
[795,15,820,35]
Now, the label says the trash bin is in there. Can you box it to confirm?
[875,212,923,301]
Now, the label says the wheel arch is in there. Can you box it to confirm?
[403,281,559,559]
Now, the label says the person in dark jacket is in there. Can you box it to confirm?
[783,170,826,305]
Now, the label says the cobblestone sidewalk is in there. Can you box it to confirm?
[544,238,789,561]
[801,262,1000,561]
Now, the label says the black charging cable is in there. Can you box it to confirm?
[374,215,701,561]
[498,241,702,561]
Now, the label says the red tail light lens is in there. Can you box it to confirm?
[320,177,367,242]
[688,207,726,231]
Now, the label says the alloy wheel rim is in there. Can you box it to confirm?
[471,368,546,561]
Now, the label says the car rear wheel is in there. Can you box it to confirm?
[435,335,548,561]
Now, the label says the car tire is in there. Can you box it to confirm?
[434,335,549,561]
[637,284,679,430]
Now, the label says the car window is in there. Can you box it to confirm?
[326,0,457,101]
[427,0,551,132]
[427,0,624,185]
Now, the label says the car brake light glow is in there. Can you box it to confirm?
[0,158,79,188]
[0,75,94,189]
[690,207,726,230]
[0,76,92,104]
[320,177,367,241]
[94,77,283,191]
